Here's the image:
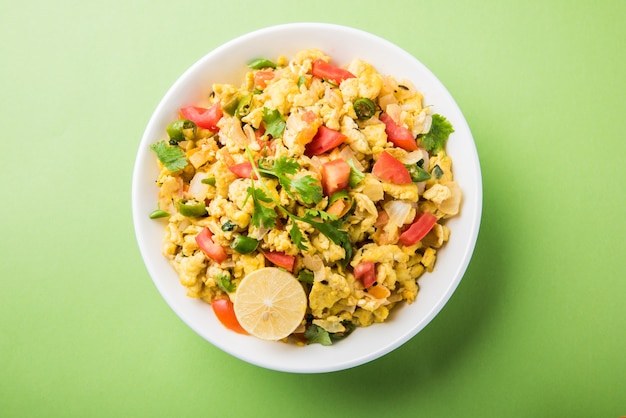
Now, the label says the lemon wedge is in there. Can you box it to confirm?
[234,267,307,341]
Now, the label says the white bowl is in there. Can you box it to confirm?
[132,22,482,373]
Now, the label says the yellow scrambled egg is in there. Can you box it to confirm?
[150,49,462,343]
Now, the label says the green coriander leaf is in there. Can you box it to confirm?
[301,215,352,268]
[419,114,454,154]
[330,321,356,342]
[259,156,322,205]
[304,324,333,346]
[150,141,188,172]
[347,159,365,188]
[272,156,299,175]
[248,186,277,229]
[289,222,308,251]
[304,209,338,222]
[290,176,323,205]
[262,107,286,138]
[215,273,236,293]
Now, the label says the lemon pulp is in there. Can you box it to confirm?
[234,267,307,341]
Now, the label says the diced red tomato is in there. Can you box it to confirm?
[263,251,296,272]
[379,112,418,151]
[399,212,438,246]
[228,162,257,179]
[311,59,356,84]
[372,151,412,184]
[321,158,351,196]
[181,103,223,132]
[211,298,248,334]
[195,227,228,263]
[354,261,376,288]
[255,124,266,139]
[254,70,275,89]
[304,125,347,156]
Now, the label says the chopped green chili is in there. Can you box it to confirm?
[149,209,170,219]
[235,94,252,118]
[248,58,277,69]
[201,177,216,186]
[353,98,376,120]
[177,199,207,217]
[230,235,259,254]
[216,273,236,293]
[405,164,431,182]
[433,164,444,179]
[328,189,350,206]
[221,220,237,232]
[166,119,196,144]
[222,95,240,116]
[298,269,314,284]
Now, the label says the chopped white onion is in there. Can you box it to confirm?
[421,113,433,134]
[399,149,424,164]
[308,155,324,175]
[250,226,270,240]
[383,200,413,232]
[187,172,209,201]
[399,148,429,172]
[338,146,364,171]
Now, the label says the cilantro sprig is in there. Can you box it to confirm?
[150,141,188,172]
[248,187,277,229]
[304,324,332,346]
[419,114,454,154]
[262,107,286,138]
[244,149,352,265]
[257,156,323,205]
[304,322,356,346]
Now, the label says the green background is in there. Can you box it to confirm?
[1,0,624,416]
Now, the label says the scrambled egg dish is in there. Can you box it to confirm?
[149,49,462,344]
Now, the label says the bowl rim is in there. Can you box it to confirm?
[132,22,482,373]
